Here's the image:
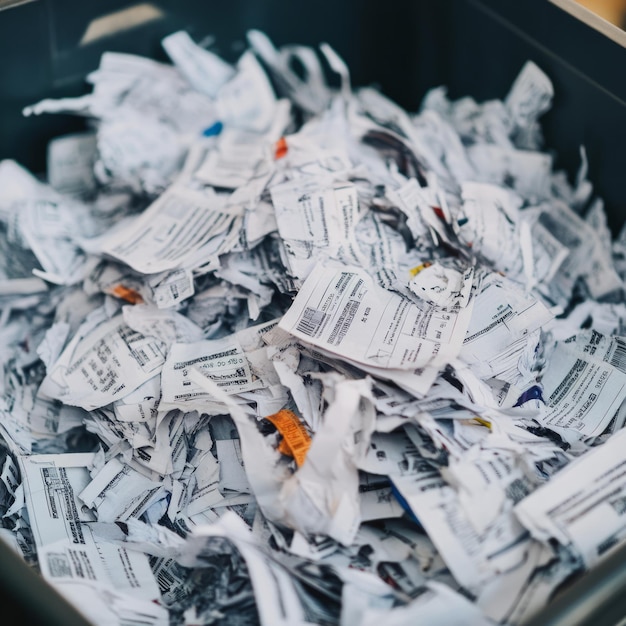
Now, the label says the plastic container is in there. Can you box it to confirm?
[1,1,626,624]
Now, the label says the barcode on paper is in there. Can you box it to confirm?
[610,338,626,373]
[296,307,326,337]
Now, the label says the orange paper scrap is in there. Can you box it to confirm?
[274,137,288,160]
[266,408,312,467]
[108,285,144,304]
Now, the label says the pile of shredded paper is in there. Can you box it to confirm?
[2,29,626,626]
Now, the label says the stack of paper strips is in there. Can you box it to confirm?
[0,28,625,626]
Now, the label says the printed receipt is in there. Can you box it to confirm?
[279,263,474,370]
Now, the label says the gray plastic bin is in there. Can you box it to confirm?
[1,1,626,624]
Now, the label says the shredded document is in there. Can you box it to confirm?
[0,28,625,626]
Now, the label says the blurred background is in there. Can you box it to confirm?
[1,0,626,238]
